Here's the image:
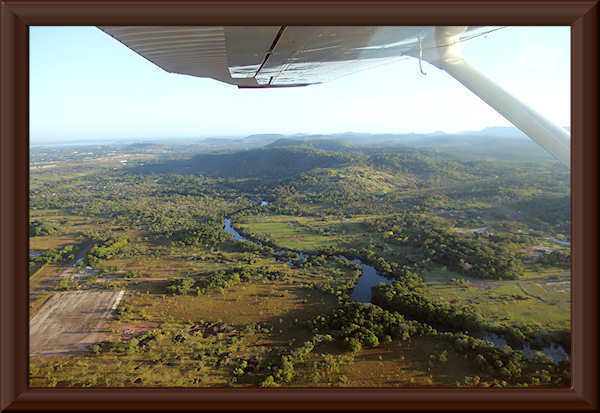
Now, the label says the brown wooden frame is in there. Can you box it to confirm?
[1,0,598,410]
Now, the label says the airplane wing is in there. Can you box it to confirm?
[98,25,570,167]
[98,26,487,87]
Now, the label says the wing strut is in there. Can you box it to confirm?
[417,27,571,168]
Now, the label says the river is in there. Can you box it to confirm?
[480,332,568,363]
[224,216,567,362]
[546,237,570,246]
[224,218,249,242]
[223,217,390,302]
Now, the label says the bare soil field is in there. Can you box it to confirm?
[29,243,94,307]
[30,290,124,357]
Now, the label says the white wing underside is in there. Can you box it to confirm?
[99,26,570,166]
[99,26,487,87]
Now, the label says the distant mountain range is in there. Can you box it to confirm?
[32,125,570,152]
[233,125,570,146]
[459,126,570,139]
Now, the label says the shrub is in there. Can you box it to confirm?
[345,337,362,353]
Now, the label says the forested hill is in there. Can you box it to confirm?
[266,138,356,153]
[134,146,358,179]
[132,143,471,184]
[129,138,567,189]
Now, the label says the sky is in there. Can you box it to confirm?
[30,26,570,144]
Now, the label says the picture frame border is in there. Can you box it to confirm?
[1,0,598,410]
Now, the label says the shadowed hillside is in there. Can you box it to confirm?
[132,146,355,179]
[266,138,357,153]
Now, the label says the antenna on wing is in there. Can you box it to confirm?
[417,36,427,77]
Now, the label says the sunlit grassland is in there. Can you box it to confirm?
[520,267,569,280]
[236,214,387,252]
[28,210,96,252]
[421,266,570,331]
[28,210,131,253]
[29,329,248,387]
[96,255,225,280]
[268,334,482,387]
[30,153,158,177]
[30,269,475,387]
[94,244,294,279]
[303,165,414,194]
[30,270,340,387]
[121,281,336,329]
[29,166,115,188]
[337,336,481,386]
[112,254,348,329]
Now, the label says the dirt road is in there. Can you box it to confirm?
[29,290,124,357]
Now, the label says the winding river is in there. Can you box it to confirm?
[224,218,249,242]
[223,218,390,302]
[224,216,567,362]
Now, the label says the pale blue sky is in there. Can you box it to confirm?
[30,26,570,144]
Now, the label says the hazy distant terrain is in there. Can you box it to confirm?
[32,126,561,161]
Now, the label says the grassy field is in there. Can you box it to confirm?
[29,263,343,387]
[233,213,571,334]
[28,211,570,387]
[29,210,96,252]
[120,281,337,328]
[30,275,479,387]
[30,233,474,387]
[338,336,481,386]
[422,266,570,331]
[236,214,383,252]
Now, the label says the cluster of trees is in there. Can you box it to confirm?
[29,245,76,274]
[30,171,245,239]
[261,334,335,386]
[372,279,489,335]
[371,279,569,350]
[166,265,269,295]
[86,236,129,266]
[298,296,570,386]
[369,151,477,185]
[372,213,523,280]
[167,221,232,248]
[29,219,64,236]
[511,195,570,234]
[438,332,570,387]
[537,250,571,269]
[260,301,438,386]
[166,273,239,296]
[263,292,569,386]
[308,301,434,350]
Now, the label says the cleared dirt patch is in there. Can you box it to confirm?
[30,290,124,357]
[118,321,161,341]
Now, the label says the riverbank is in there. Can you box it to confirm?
[225,216,569,363]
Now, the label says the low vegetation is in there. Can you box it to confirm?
[29,135,570,387]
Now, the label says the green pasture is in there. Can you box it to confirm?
[236,214,384,252]
[422,266,570,331]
